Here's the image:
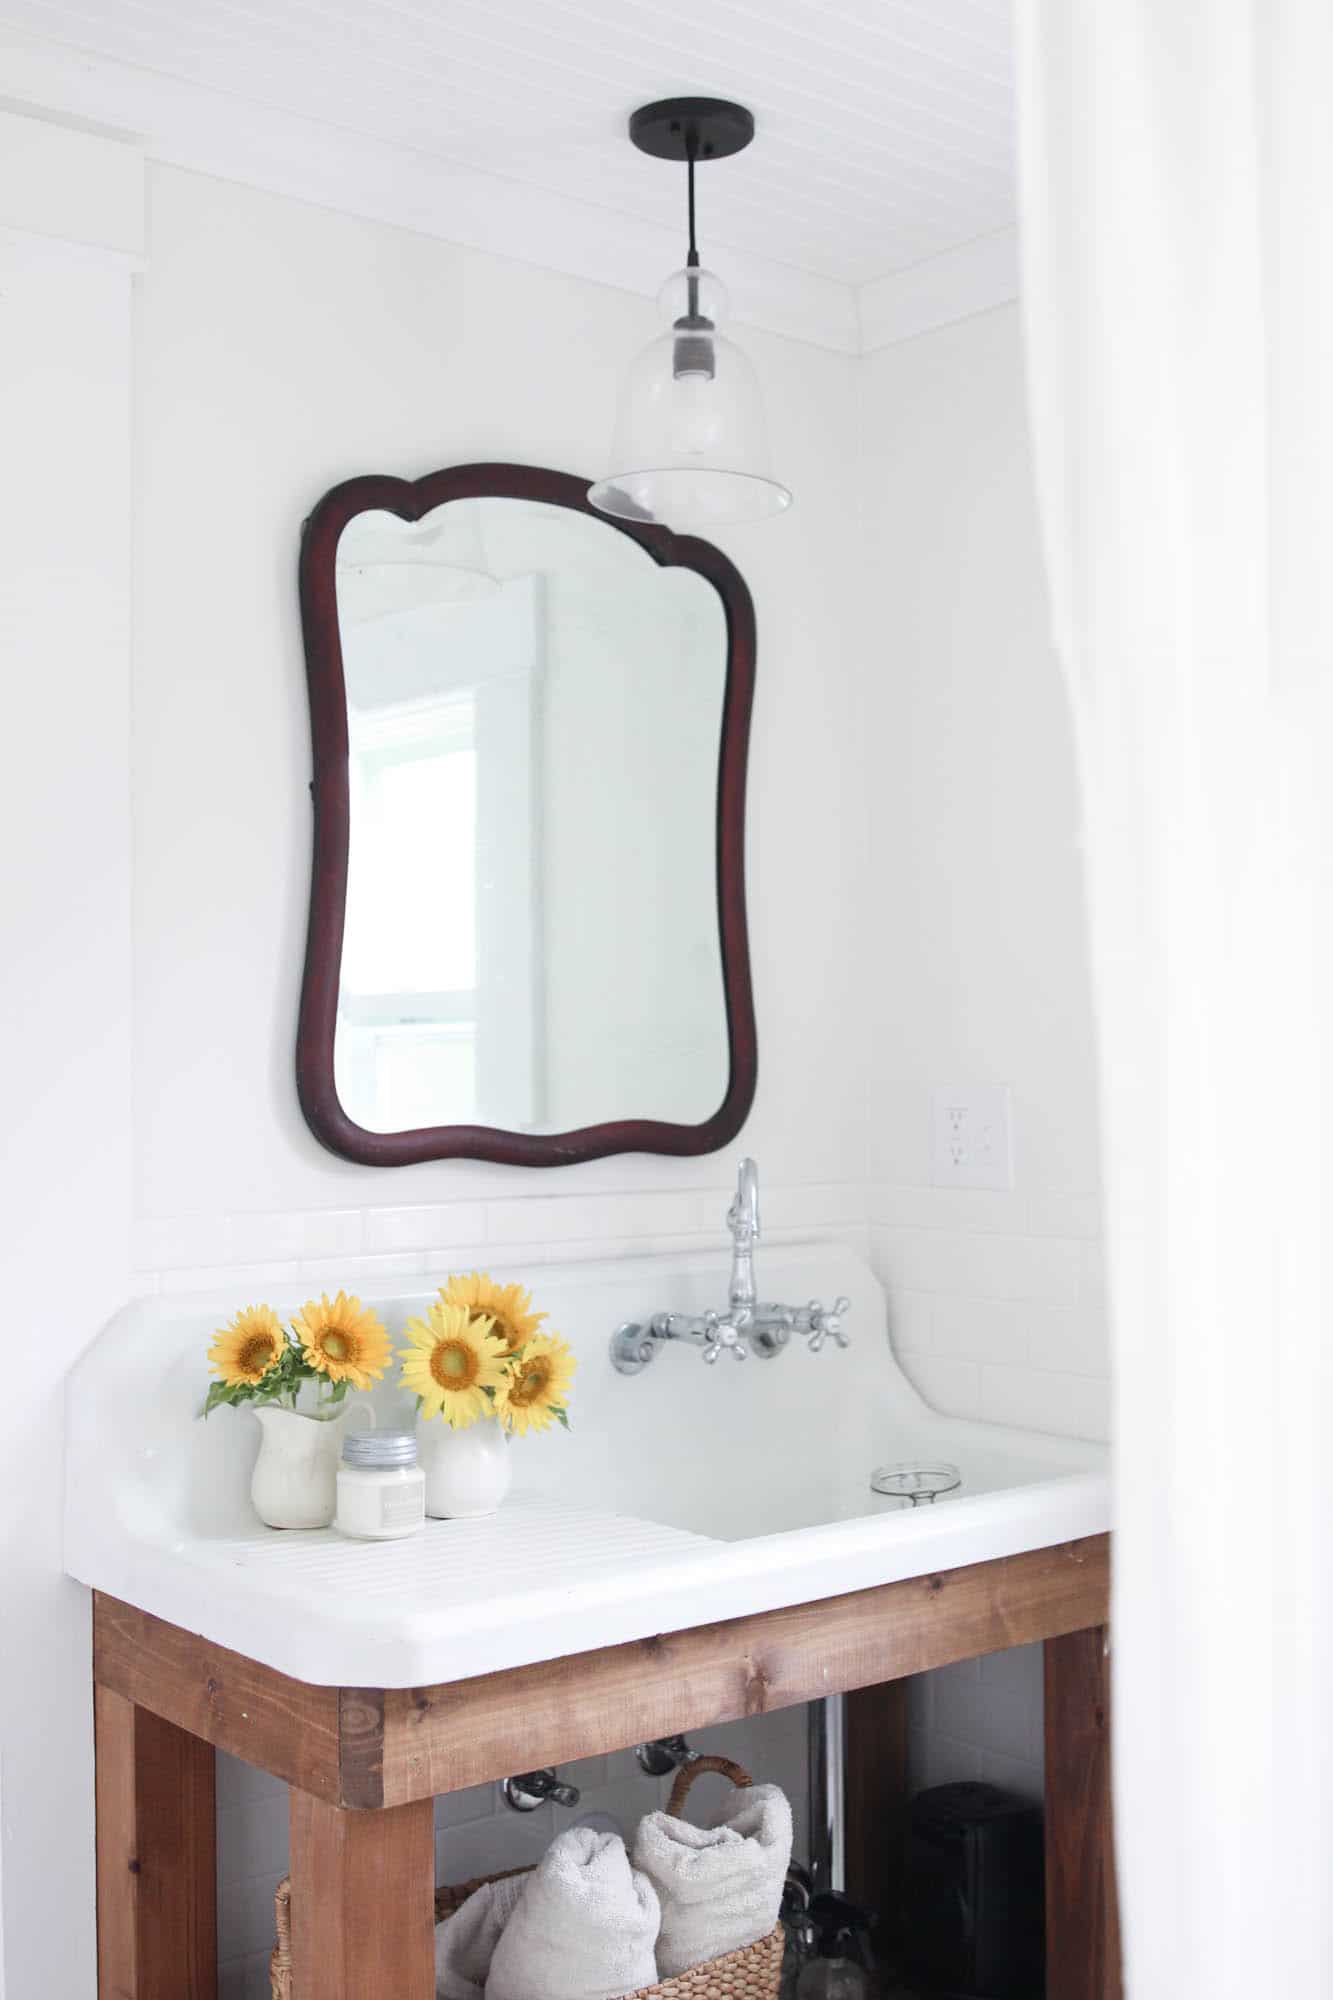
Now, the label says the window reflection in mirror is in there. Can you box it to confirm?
[332,498,729,1137]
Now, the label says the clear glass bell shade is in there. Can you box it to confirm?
[589,267,792,531]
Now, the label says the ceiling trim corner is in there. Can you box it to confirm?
[0,103,145,264]
[858,230,1020,352]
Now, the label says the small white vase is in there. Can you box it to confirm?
[418,1415,512,1519]
[250,1403,368,1529]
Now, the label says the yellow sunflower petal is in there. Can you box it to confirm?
[438,1271,546,1356]
[208,1305,287,1387]
[292,1290,391,1390]
[399,1301,511,1429]
[494,1331,576,1436]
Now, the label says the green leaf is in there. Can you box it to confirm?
[200,1379,250,1419]
[551,1404,571,1431]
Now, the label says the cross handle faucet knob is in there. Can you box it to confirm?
[701,1312,748,1363]
[806,1297,852,1353]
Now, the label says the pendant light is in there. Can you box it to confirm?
[588,98,792,531]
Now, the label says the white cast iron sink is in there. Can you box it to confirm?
[65,1243,1109,1688]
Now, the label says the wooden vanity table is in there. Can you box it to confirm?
[93,1532,1117,2000]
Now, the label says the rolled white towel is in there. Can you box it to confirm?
[485,1827,660,2000]
[436,1875,527,2000]
[631,1782,792,1978]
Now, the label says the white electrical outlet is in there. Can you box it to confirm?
[931,1084,1014,1191]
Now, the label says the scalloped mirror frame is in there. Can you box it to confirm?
[296,462,758,1167]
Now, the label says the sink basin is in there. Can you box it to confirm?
[65,1242,1109,1687]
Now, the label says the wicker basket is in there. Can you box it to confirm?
[270,1754,784,1999]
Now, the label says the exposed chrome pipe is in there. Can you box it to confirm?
[807,1693,846,1894]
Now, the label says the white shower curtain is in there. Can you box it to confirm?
[1015,4,1333,1992]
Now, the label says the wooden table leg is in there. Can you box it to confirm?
[95,1683,217,1998]
[844,1679,910,1948]
[1045,1626,1122,2000]
[289,1789,435,1999]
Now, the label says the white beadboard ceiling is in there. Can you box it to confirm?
[0,0,1018,348]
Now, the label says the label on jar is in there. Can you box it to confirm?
[380,1483,424,1530]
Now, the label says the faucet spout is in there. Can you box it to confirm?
[727,1157,760,1314]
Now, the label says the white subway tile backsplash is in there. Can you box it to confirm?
[868,1184,1023,1235]
[226,1211,306,1266]
[436,1803,558,1884]
[219,1869,289,1962]
[931,1293,1029,1367]
[760,1181,864,1232]
[910,1648,1046,1813]
[299,1208,365,1259]
[929,1657,983,1744]
[1080,1238,1106,1300]
[979,1363,1109,1442]
[435,1782,498,1830]
[978,1747,1043,1804]
[217,1793,290,1884]
[914,1729,987,1794]
[219,1947,272,2000]
[976,1644,1044,1767]
[159,1259,302,1297]
[872,1226,1081,1304]
[217,1751,285,1811]
[364,1204,489,1255]
[1024,1298,1109,1375]
[483,1189,718,1248]
[1026,1191,1103,1239]
[135,1213,232,1271]
[294,1251,420,1285]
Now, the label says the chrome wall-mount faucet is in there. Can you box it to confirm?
[610,1158,851,1374]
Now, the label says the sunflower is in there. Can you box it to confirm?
[438,1271,547,1357]
[292,1291,391,1390]
[207,1304,287,1387]
[399,1302,511,1428]
[494,1332,577,1436]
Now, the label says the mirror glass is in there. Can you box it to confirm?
[331,496,730,1136]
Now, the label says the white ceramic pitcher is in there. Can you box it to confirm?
[250,1402,370,1529]
[417,1415,512,1519]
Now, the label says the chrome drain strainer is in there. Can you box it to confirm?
[870,1460,962,1506]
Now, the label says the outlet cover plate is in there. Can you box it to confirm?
[931,1084,1014,1191]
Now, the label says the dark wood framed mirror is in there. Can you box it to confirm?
[296,463,757,1167]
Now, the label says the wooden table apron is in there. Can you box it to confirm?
[91,1532,1117,2000]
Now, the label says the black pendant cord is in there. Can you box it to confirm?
[686,132,700,268]
[685,130,701,318]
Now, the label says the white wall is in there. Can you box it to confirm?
[859,306,1107,1442]
[128,167,870,1998]
[857,306,1107,1802]
[0,118,1107,1992]
[132,167,870,1263]
[0,196,139,1998]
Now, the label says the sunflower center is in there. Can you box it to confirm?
[509,1358,550,1407]
[240,1335,275,1374]
[321,1330,350,1361]
[431,1339,478,1389]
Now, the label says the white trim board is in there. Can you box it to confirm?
[858,231,1020,352]
[0,105,144,262]
[0,35,1018,354]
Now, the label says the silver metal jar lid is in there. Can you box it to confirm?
[341,1429,419,1469]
